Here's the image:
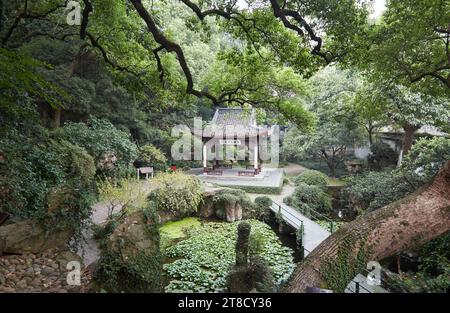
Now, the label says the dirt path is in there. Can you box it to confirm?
[283,162,308,177]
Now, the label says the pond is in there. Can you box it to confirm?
[159,218,296,293]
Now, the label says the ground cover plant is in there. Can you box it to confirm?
[163,219,295,293]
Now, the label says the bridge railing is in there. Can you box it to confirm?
[271,200,337,233]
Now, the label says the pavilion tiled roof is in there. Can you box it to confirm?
[212,108,256,127]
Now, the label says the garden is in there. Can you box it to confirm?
[0,0,449,296]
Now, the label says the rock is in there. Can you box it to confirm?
[0,220,72,254]
[107,211,158,259]
[197,192,215,218]
[0,286,15,293]
[41,266,54,276]
[56,250,84,271]
[25,267,34,277]
[50,262,59,270]
[225,204,243,223]
[16,279,27,289]
[0,272,5,285]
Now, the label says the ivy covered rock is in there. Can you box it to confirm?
[95,207,162,292]
[212,189,253,222]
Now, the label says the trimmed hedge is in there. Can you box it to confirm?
[218,184,282,195]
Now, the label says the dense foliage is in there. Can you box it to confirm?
[54,117,138,178]
[291,183,332,215]
[293,169,329,191]
[251,196,273,221]
[0,100,96,236]
[345,137,450,212]
[163,220,294,293]
[387,232,450,293]
[134,144,168,171]
[149,171,203,217]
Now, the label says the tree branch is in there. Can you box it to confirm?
[80,0,93,40]
[130,0,219,104]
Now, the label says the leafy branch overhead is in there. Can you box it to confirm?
[0,0,369,127]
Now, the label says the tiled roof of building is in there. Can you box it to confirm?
[378,125,448,137]
[212,108,256,127]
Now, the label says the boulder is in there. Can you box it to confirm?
[197,192,215,218]
[56,250,84,271]
[96,210,162,292]
[0,220,71,255]
[106,210,158,260]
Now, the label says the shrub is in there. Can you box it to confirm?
[149,171,203,217]
[401,137,450,184]
[344,137,450,213]
[54,117,138,177]
[98,177,149,217]
[368,142,398,170]
[283,196,293,206]
[250,196,272,221]
[134,144,167,171]
[0,127,96,237]
[293,169,328,190]
[291,183,332,214]
[344,170,405,211]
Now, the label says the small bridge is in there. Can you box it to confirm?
[269,201,331,256]
[269,200,388,293]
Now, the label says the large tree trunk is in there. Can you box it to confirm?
[286,160,450,293]
[402,123,420,155]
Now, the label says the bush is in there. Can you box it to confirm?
[344,137,450,213]
[293,169,328,190]
[134,144,167,171]
[149,171,203,217]
[54,117,138,178]
[98,177,149,217]
[283,196,293,206]
[368,142,398,170]
[401,137,450,184]
[0,128,96,237]
[344,170,406,212]
[251,196,273,221]
[291,183,332,214]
